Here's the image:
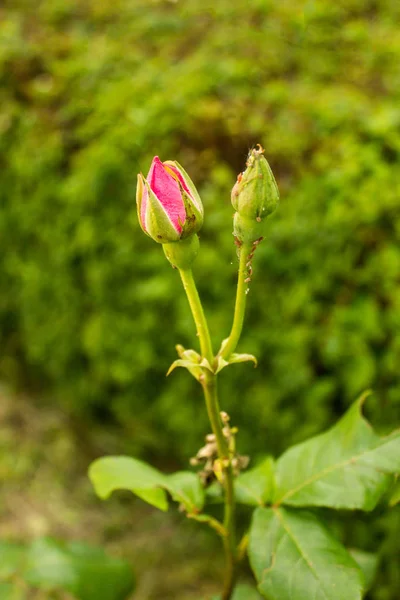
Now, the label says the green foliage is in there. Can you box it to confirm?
[389,479,400,507]
[273,395,400,510]
[90,398,398,600]
[1,0,400,597]
[2,0,400,458]
[166,470,205,513]
[89,455,204,513]
[234,457,275,506]
[249,507,364,600]
[0,538,134,600]
[0,583,19,600]
[348,549,379,591]
[243,397,397,600]
[90,455,169,511]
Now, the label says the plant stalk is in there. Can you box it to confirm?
[220,242,253,360]
[178,269,214,363]
[178,267,237,600]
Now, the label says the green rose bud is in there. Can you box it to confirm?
[231,145,279,243]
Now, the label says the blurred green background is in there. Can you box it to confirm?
[1,0,399,598]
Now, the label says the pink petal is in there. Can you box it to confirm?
[147,157,186,232]
[164,163,193,199]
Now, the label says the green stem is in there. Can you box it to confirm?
[220,242,252,360]
[178,269,214,363]
[201,373,228,461]
[178,267,237,600]
[222,462,236,600]
[203,375,237,600]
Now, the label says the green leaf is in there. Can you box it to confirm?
[273,394,400,510]
[205,482,223,504]
[235,457,275,506]
[89,457,205,514]
[0,583,23,600]
[89,456,169,511]
[25,538,78,591]
[389,479,400,506]
[348,549,378,590]
[249,507,364,600]
[0,541,25,578]
[164,471,204,513]
[24,538,134,600]
[0,539,135,600]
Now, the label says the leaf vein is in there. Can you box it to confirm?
[276,435,398,504]
[273,508,331,600]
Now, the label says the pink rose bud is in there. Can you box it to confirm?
[136,157,204,244]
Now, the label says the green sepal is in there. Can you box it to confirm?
[167,358,204,380]
[180,188,204,238]
[231,147,279,220]
[167,344,213,380]
[136,173,145,231]
[215,352,257,374]
[199,357,214,371]
[163,234,200,269]
[141,176,181,243]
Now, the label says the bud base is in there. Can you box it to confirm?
[163,234,200,270]
[233,213,265,244]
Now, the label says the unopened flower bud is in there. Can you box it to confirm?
[231,145,279,243]
[137,156,203,244]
